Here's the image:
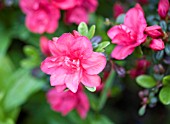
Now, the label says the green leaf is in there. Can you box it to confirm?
[85,86,96,92]
[95,41,110,52]
[136,75,157,88]
[98,71,115,110]
[91,115,114,124]
[134,46,143,58]
[159,86,170,105]
[2,69,44,111]
[138,105,146,116]
[0,33,11,57]
[78,22,88,36]
[163,75,170,86]
[115,14,125,24]
[87,25,96,39]
[165,44,170,56]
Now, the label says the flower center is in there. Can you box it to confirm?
[64,56,80,71]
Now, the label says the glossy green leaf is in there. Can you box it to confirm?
[95,41,110,52]
[85,86,96,92]
[78,22,88,36]
[87,25,96,39]
[162,75,170,86]
[136,75,157,88]
[3,69,44,111]
[159,86,170,105]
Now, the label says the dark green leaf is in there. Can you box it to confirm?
[136,75,157,88]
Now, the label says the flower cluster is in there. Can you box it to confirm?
[19,0,98,34]
[107,4,165,60]
[47,86,89,119]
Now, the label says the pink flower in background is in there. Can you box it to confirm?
[83,0,98,12]
[51,0,79,10]
[41,31,106,93]
[149,39,165,51]
[113,3,124,18]
[64,7,88,25]
[145,25,164,38]
[107,4,147,60]
[137,0,148,4]
[158,0,169,19]
[47,86,89,118]
[129,59,150,78]
[40,36,51,56]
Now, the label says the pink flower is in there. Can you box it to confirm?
[19,0,41,14]
[40,36,51,56]
[107,4,147,60]
[51,0,79,10]
[47,86,89,118]
[158,0,169,19]
[145,25,164,38]
[149,39,165,51]
[129,59,150,78]
[25,1,60,34]
[64,7,88,25]
[137,0,148,4]
[82,0,98,12]
[41,31,106,93]
[113,3,124,18]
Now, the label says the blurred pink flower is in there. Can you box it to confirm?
[149,39,165,51]
[40,36,51,56]
[47,86,89,118]
[41,31,106,93]
[83,0,98,12]
[158,0,169,19]
[137,0,148,4]
[145,25,164,38]
[51,0,79,10]
[107,4,147,60]
[25,1,60,34]
[113,3,124,18]
[129,59,150,78]
[64,7,88,25]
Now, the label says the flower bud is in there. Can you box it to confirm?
[149,39,165,51]
[158,0,169,19]
[40,36,51,56]
[145,25,164,38]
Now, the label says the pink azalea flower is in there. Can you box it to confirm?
[149,39,165,51]
[82,0,98,13]
[158,0,169,19]
[40,36,51,56]
[64,7,88,25]
[145,25,164,38]
[25,1,60,34]
[46,86,89,119]
[41,31,106,93]
[107,4,147,60]
[113,3,124,18]
[51,0,79,10]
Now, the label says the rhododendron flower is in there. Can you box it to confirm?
[158,0,169,19]
[145,25,164,38]
[47,86,89,118]
[149,39,165,51]
[40,36,51,56]
[129,59,150,78]
[64,7,88,25]
[113,3,124,18]
[26,2,60,34]
[107,4,147,60]
[83,0,98,12]
[41,31,106,93]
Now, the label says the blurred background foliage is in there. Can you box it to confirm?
[1,0,170,124]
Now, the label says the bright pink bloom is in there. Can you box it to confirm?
[83,0,98,12]
[47,86,89,118]
[40,36,51,56]
[149,39,165,51]
[25,1,60,34]
[113,3,124,18]
[19,0,41,14]
[129,59,150,78]
[41,31,106,93]
[51,0,79,10]
[145,25,164,38]
[107,4,147,60]
[64,7,88,25]
[158,0,169,19]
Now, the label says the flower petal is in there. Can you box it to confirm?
[111,45,135,60]
[81,73,101,87]
[81,52,106,75]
